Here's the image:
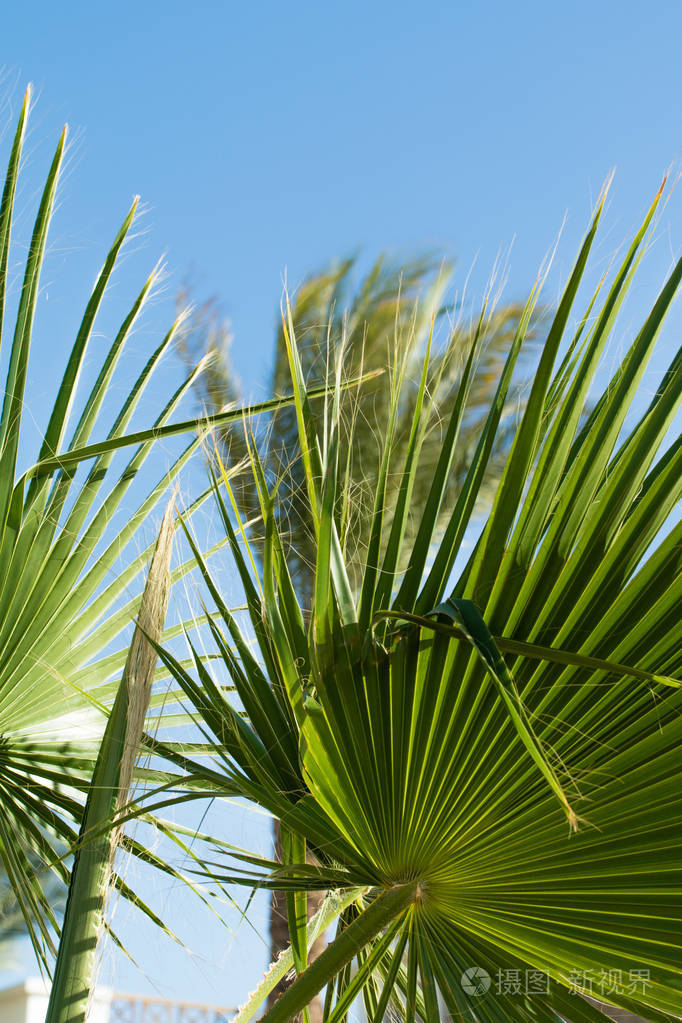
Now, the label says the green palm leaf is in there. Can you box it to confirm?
[177,248,546,1015]
[161,178,681,1021]
[46,501,174,1023]
[0,87,346,967]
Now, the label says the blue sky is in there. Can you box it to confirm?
[3,0,682,1010]
[7,1,682,391]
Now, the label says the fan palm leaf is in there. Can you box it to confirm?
[158,177,681,1022]
[0,86,347,969]
[177,256,543,1018]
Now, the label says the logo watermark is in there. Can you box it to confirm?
[460,967,491,996]
[459,966,651,999]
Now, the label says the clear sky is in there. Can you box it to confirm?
[3,0,682,1011]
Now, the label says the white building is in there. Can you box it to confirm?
[0,980,234,1023]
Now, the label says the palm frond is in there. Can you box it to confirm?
[162,178,681,1022]
[0,87,342,967]
[177,254,544,608]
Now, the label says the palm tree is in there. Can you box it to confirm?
[0,86,309,971]
[176,255,537,1017]
[158,176,682,1023]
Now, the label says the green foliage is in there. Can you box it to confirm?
[177,255,539,607]
[46,505,174,1023]
[177,258,543,1019]
[160,176,682,1022]
[0,859,64,969]
[0,86,324,970]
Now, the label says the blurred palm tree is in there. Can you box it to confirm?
[177,254,540,1018]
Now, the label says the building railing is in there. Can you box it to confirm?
[109,994,236,1023]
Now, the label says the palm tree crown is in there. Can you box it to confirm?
[160,179,682,1022]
